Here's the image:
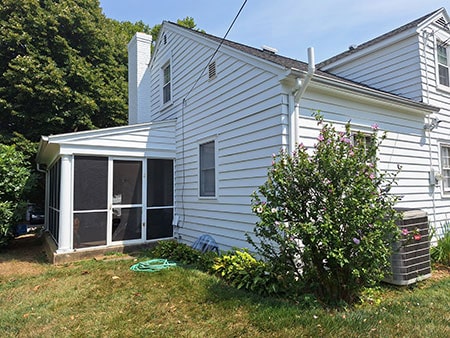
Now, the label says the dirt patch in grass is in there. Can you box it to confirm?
[0,233,49,278]
[431,264,450,280]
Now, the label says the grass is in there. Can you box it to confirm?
[1,237,450,337]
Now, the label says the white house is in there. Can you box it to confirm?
[319,7,450,233]
[37,8,449,262]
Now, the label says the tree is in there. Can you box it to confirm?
[0,0,150,142]
[0,144,35,246]
[150,16,203,52]
[0,0,201,244]
[249,114,401,304]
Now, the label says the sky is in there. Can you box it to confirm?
[99,0,449,62]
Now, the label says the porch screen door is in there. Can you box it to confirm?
[111,160,142,242]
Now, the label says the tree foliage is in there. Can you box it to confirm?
[0,144,35,246]
[249,113,401,304]
[0,0,151,142]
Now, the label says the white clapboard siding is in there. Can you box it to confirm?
[297,87,438,220]
[146,23,287,250]
[322,34,423,101]
[139,14,450,250]
[317,10,450,236]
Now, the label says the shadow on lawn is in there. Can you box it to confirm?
[0,232,48,265]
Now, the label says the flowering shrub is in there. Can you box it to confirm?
[248,114,401,304]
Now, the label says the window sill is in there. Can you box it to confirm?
[436,83,450,94]
[160,100,173,112]
[198,195,217,200]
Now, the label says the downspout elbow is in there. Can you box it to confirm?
[290,48,315,152]
[36,163,47,173]
[294,47,315,102]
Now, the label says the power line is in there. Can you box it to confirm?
[183,0,248,103]
[178,0,248,236]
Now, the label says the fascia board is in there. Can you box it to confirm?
[45,120,175,144]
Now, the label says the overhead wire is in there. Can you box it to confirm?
[178,0,248,238]
[183,0,248,103]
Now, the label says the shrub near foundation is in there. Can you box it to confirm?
[249,113,401,304]
[0,144,32,246]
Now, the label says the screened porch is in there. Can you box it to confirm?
[36,120,176,261]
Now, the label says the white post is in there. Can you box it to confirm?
[57,155,72,253]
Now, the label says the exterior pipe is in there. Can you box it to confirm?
[290,47,315,152]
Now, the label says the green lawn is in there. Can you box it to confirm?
[1,237,449,337]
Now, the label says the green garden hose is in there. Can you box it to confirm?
[130,259,176,272]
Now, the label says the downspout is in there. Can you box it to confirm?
[290,47,315,152]
[422,29,437,229]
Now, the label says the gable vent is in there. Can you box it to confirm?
[436,17,449,30]
[208,61,216,80]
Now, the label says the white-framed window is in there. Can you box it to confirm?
[162,62,171,104]
[351,132,373,152]
[441,144,450,193]
[437,42,450,87]
[199,140,216,197]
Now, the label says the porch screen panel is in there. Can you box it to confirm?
[73,212,107,248]
[48,159,61,242]
[147,159,173,206]
[73,156,108,248]
[113,160,142,205]
[146,208,173,239]
[74,156,108,210]
[146,159,174,240]
[112,207,142,241]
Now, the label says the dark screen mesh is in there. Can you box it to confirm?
[74,156,108,211]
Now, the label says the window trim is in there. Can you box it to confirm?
[162,61,172,105]
[350,128,378,164]
[198,138,217,199]
[440,143,450,195]
[436,39,450,92]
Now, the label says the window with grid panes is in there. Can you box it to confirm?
[441,145,450,192]
[199,141,215,197]
[438,43,449,87]
[162,63,171,103]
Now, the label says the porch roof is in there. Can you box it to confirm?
[36,119,176,166]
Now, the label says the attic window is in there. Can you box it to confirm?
[437,43,449,87]
[162,62,171,103]
[208,61,217,80]
[163,34,167,44]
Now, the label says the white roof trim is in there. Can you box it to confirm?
[37,120,176,165]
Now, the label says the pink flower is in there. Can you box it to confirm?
[352,238,360,245]
[371,123,379,131]
[317,134,324,141]
[369,173,375,180]
[401,228,409,236]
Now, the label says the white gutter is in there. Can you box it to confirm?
[290,47,315,152]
